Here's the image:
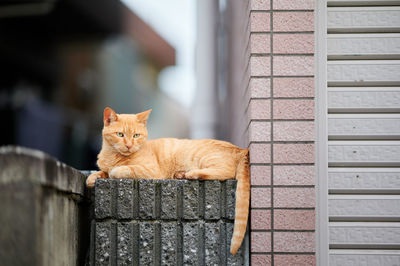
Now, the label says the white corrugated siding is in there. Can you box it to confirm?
[326,1,400,265]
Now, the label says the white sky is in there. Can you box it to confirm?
[122,0,197,108]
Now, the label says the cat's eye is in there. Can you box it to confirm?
[133,133,140,138]
[116,132,124,137]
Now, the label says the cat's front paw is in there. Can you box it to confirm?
[109,166,133,178]
[86,174,98,187]
[86,171,107,187]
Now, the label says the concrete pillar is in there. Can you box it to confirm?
[190,0,219,139]
[0,146,89,266]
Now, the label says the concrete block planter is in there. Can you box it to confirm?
[90,178,245,266]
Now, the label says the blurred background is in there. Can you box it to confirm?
[0,0,231,170]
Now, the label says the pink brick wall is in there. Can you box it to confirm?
[227,0,315,264]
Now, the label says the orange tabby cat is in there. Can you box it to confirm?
[86,107,250,255]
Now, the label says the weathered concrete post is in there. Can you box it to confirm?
[90,178,245,265]
[0,146,90,266]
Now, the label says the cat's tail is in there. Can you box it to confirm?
[230,149,250,255]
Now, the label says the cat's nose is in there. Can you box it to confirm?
[126,144,132,149]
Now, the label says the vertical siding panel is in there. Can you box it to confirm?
[325,1,400,264]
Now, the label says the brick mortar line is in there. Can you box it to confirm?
[270,97,316,100]
[273,75,315,78]
[248,76,268,79]
[249,30,267,34]
[272,9,315,11]
[252,31,315,34]
[245,106,315,128]
[248,163,315,166]
[251,185,315,188]
[249,142,316,147]
[250,31,315,36]
[247,97,318,103]
[250,98,315,101]
[250,54,315,58]
[273,54,315,56]
[252,207,315,210]
[250,54,270,57]
[252,229,316,232]
[249,119,315,122]
[269,4,275,264]
[250,32,271,36]
[248,120,315,125]
[250,141,315,144]
[248,119,315,126]
[246,9,314,28]
[254,133,310,142]
[252,31,315,35]
[250,10,315,13]
[251,75,314,78]
[246,97,316,111]
[251,53,314,56]
[251,252,316,255]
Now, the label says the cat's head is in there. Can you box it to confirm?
[102,107,151,156]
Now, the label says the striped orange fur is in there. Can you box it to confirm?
[86,107,250,255]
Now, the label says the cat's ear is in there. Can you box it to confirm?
[136,109,152,125]
[104,107,118,126]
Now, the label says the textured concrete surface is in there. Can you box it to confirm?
[91,178,244,265]
[0,146,89,266]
